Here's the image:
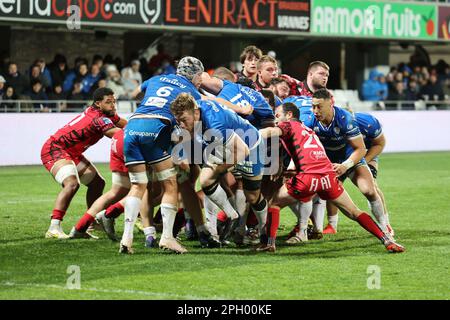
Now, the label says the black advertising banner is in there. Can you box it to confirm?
[0,0,163,26]
[438,5,450,40]
[165,0,310,32]
[0,0,310,33]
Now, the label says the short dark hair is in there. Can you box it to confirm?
[260,89,275,109]
[236,76,256,89]
[282,102,299,120]
[93,87,114,102]
[308,61,330,72]
[312,88,332,100]
[240,45,263,64]
[270,77,289,87]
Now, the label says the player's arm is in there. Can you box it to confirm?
[115,117,128,128]
[202,95,253,115]
[365,133,385,163]
[259,127,282,139]
[103,127,121,138]
[333,135,366,177]
[200,72,223,95]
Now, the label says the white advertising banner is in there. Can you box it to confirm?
[0,111,449,166]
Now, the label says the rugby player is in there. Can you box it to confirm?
[258,103,405,253]
[236,45,263,85]
[40,88,126,239]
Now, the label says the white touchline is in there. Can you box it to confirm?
[0,282,229,300]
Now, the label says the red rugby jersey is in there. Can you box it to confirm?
[49,106,119,157]
[277,120,334,175]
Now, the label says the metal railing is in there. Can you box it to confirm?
[0,100,138,113]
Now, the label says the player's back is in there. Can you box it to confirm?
[198,99,260,149]
[355,112,383,149]
[50,106,118,156]
[136,74,200,125]
[218,80,274,129]
[277,120,334,174]
[283,95,313,123]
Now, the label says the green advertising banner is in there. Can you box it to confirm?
[312,0,437,40]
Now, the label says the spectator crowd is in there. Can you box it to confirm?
[361,59,450,109]
[0,46,176,112]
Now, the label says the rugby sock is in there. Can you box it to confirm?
[246,209,258,228]
[203,183,239,220]
[160,203,177,239]
[369,198,388,232]
[267,207,280,244]
[217,211,228,222]
[204,196,219,236]
[356,212,388,242]
[235,189,247,217]
[311,196,326,232]
[75,212,95,233]
[299,201,313,232]
[121,196,141,245]
[288,203,301,221]
[252,198,268,236]
[105,202,124,219]
[51,209,66,221]
[328,214,339,231]
[183,209,191,219]
[143,226,156,238]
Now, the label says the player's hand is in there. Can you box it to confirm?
[239,104,254,116]
[178,160,190,173]
[333,163,347,177]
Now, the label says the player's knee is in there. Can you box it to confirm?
[63,179,80,194]
[363,188,377,200]
[246,191,261,206]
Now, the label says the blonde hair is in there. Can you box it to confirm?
[257,55,277,70]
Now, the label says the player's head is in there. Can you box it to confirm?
[93,87,116,116]
[240,45,262,76]
[270,77,290,100]
[307,61,330,91]
[213,67,236,82]
[260,89,276,110]
[176,56,204,88]
[257,55,279,86]
[275,102,299,123]
[170,93,200,133]
[312,88,333,122]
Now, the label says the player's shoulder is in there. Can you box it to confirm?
[356,112,380,125]
[334,106,356,124]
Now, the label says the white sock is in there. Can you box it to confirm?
[205,184,239,220]
[235,189,247,217]
[229,195,237,212]
[161,203,177,239]
[143,226,156,237]
[252,199,268,236]
[369,198,387,231]
[312,196,326,232]
[328,214,339,230]
[385,212,391,225]
[299,201,313,231]
[50,219,61,229]
[204,196,219,237]
[122,196,141,245]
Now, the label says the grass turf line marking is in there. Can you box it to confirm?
[0,282,229,300]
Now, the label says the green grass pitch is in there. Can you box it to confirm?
[0,152,449,300]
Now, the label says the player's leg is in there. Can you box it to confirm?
[152,158,186,253]
[46,159,81,239]
[77,158,106,208]
[140,183,158,248]
[70,175,129,239]
[323,201,339,234]
[328,190,404,253]
[351,165,388,232]
[368,160,394,235]
[178,166,221,248]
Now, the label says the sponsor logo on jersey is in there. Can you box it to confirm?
[103,118,113,125]
[334,127,340,134]
[310,150,327,160]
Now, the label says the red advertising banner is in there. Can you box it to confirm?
[438,5,450,40]
[164,0,310,32]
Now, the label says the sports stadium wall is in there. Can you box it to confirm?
[1,111,450,166]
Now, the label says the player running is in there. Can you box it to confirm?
[40,88,126,239]
[258,103,405,253]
